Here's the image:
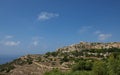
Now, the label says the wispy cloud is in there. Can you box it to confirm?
[32,40,39,46]
[94,30,112,41]
[38,12,59,21]
[0,35,21,46]
[3,41,20,46]
[5,35,14,39]
[94,30,101,34]
[79,26,92,33]
[98,34,112,41]
[31,36,43,47]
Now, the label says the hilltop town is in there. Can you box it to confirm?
[57,42,120,52]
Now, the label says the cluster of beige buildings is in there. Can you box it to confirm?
[57,42,120,53]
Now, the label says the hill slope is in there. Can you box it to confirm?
[0,42,120,75]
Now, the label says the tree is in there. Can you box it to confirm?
[107,54,120,75]
[92,61,108,75]
[61,56,69,62]
[85,61,93,70]
[72,61,85,71]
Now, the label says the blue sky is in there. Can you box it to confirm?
[0,0,120,55]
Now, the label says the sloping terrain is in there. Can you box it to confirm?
[0,42,120,75]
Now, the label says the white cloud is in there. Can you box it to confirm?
[5,35,14,39]
[79,26,92,33]
[98,34,112,41]
[94,30,112,41]
[94,30,101,34]
[38,12,59,21]
[3,41,20,46]
[30,36,43,47]
[32,40,39,46]
[0,35,21,46]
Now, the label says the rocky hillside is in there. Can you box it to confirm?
[0,42,120,75]
[57,42,120,52]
